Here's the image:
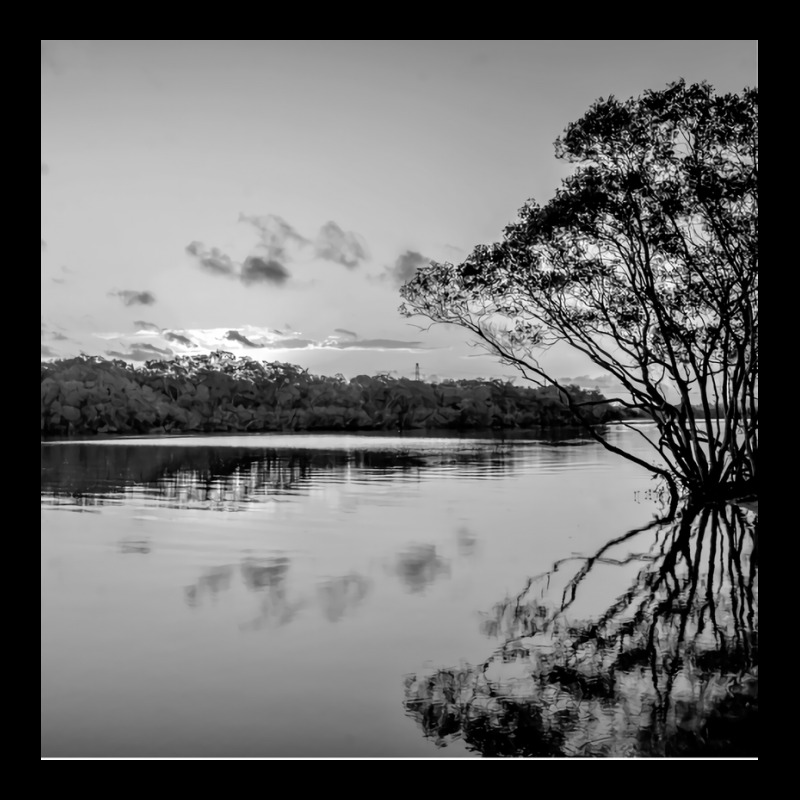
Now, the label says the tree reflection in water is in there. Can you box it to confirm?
[40,444,517,511]
[403,501,758,757]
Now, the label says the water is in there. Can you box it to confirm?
[41,425,757,757]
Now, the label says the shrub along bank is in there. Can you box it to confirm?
[41,352,627,437]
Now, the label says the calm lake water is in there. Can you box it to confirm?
[41,425,757,758]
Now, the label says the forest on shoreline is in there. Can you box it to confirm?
[41,352,633,437]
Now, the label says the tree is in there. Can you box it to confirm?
[400,80,757,501]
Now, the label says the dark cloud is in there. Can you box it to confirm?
[41,163,49,175]
[164,331,195,347]
[220,336,313,351]
[41,344,57,357]
[109,290,157,307]
[185,241,237,275]
[224,330,259,348]
[241,255,290,286]
[263,338,316,350]
[314,221,369,268]
[106,343,173,362]
[50,331,68,341]
[186,240,290,288]
[239,214,309,262]
[104,349,129,360]
[334,328,359,339]
[41,239,47,250]
[134,320,162,333]
[385,250,430,286]
[137,343,173,355]
[106,349,147,362]
[188,213,367,286]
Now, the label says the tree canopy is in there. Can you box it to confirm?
[400,80,758,500]
[40,352,625,436]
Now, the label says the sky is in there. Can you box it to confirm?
[41,40,758,383]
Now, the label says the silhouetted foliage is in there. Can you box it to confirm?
[40,352,626,436]
[400,81,758,501]
[42,438,564,510]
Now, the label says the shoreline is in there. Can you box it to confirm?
[41,354,628,438]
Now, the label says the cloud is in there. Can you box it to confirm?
[314,221,369,268]
[41,163,49,175]
[106,343,173,362]
[137,343,172,355]
[385,250,430,286]
[109,290,157,307]
[186,240,291,287]
[257,335,425,352]
[106,349,147,361]
[92,325,434,361]
[185,241,237,276]
[41,344,58,357]
[41,322,69,344]
[239,213,309,262]
[334,328,359,339]
[187,214,368,290]
[164,331,195,347]
[241,255,290,286]
[224,329,260,348]
[134,320,162,333]
[264,337,316,350]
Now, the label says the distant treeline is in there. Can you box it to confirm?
[40,352,629,437]
[620,404,740,422]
